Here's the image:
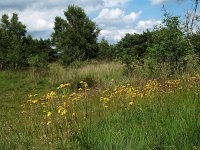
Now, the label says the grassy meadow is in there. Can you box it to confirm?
[0,61,199,149]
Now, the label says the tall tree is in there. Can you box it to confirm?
[0,14,10,69]
[0,13,27,69]
[148,13,190,73]
[52,5,100,64]
[8,13,26,69]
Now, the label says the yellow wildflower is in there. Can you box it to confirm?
[61,109,67,116]
[104,105,108,108]
[21,111,26,114]
[72,113,76,117]
[47,120,51,125]
[47,111,52,117]
[31,99,38,104]
[129,102,134,105]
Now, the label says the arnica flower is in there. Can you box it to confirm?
[80,81,88,87]
[47,120,51,125]
[46,91,56,100]
[129,102,134,105]
[72,113,76,117]
[104,105,108,108]
[111,78,115,82]
[47,111,52,117]
[61,109,67,116]
[31,99,38,104]
[57,83,71,89]
[21,111,26,114]
[28,94,33,98]
[78,88,83,91]
[20,104,25,108]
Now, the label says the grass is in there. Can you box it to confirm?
[0,61,199,149]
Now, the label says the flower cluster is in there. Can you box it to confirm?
[22,74,200,127]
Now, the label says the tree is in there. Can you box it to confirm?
[98,38,114,60]
[0,14,10,69]
[52,5,100,64]
[148,13,190,73]
[115,31,152,75]
[0,13,27,69]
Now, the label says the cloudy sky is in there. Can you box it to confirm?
[0,0,194,43]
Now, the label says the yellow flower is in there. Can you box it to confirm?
[72,113,76,117]
[47,111,52,117]
[47,120,51,125]
[58,106,63,114]
[21,111,26,114]
[80,81,88,87]
[31,99,38,104]
[61,109,67,116]
[28,94,33,98]
[129,102,134,105]
[57,83,71,89]
[111,78,115,82]
[104,105,108,108]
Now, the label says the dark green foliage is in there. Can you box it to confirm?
[115,31,151,75]
[115,12,198,75]
[148,14,190,65]
[98,38,114,60]
[117,31,151,60]
[0,13,53,70]
[52,5,100,64]
[190,33,200,61]
[0,13,26,69]
[26,38,53,68]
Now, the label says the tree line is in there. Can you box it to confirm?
[0,5,200,75]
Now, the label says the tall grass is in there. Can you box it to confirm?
[0,62,199,149]
[48,61,125,86]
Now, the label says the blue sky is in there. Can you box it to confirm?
[0,0,196,43]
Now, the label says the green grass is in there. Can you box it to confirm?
[0,62,199,149]
[77,90,200,149]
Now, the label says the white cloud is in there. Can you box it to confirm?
[150,0,167,5]
[98,19,162,43]
[103,0,129,7]
[100,27,139,43]
[94,8,142,27]
[0,0,132,39]
[0,8,62,32]
[0,0,163,43]
[94,8,144,43]
[136,19,162,30]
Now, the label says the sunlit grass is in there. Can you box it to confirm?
[0,63,200,149]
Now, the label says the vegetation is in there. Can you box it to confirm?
[0,3,200,150]
[0,63,199,149]
[52,5,100,64]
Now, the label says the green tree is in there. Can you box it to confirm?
[24,37,53,68]
[148,13,190,73]
[52,5,100,64]
[98,38,114,60]
[0,14,10,69]
[0,13,27,69]
[115,31,152,75]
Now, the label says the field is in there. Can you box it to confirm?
[0,62,199,149]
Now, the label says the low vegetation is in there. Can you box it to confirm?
[0,62,199,149]
[0,2,200,150]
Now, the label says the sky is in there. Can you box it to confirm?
[0,0,196,43]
